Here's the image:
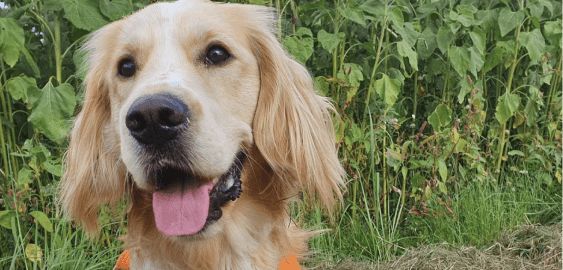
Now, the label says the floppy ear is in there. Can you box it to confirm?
[59,32,127,235]
[248,8,346,211]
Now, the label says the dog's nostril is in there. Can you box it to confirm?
[125,94,189,145]
[159,107,186,127]
[126,112,146,132]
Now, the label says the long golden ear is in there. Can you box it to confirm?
[249,9,346,211]
[59,33,126,235]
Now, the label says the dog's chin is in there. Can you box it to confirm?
[140,151,246,238]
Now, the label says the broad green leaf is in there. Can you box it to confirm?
[338,6,365,26]
[389,7,404,28]
[457,74,471,104]
[437,27,454,54]
[397,41,418,71]
[498,8,524,37]
[449,8,474,27]
[100,0,132,21]
[282,36,314,64]
[0,210,16,229]
[373,74,401,110]
[360,0,385,17]
[468,46,484,77]
[484,46,505,72]
[313,76,329,97]
[417,28,437,60]
[7,76,36,102]
[438,158,447,182]
[317,30,345,53]
[476,9,499,32]
[528,0,553,18]
[295,27,313,37]
[29,211,53,232]
[469,27,486,55]
[0,18,25,67]
[44,0,64,11]
[495,92,520,124]
[62,0,109,31]
[428,104,452,131]
[28,82,76,144]
[44,157,62,177]
[544,19,562,47]
[17,167,33,186]
[393,23,420,47]
[422,185,432,201]
[25,243,43,262]
[450,46,471,77]
[520,29,546,61]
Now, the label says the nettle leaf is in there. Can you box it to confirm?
[495,92,520,124]
[417,28,437,60]
[28,82,77,144]
[450,46,471,77]
[397,41,418,71]
[389,7,404,28]
[62,0,109,31]
[0,18,25,67]
[282,36,314,64]
[374,74,401,110]
[520,29,546,62]
[100,0,132,21]
[338,6,366,26]
[437,27,454,54]
[498,8,524,37]
[29,211,53,233]
[295,27,313,37]
[317,30,345,53]
[469,27,486,55]
[428,104,452,131]
[528,0,553,18]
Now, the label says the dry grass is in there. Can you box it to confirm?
[308,223,562,270]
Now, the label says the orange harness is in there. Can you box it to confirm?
[113,250,301,270]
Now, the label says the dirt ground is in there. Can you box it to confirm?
[309,224,562,270]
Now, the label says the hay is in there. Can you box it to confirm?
[307,223,562,270]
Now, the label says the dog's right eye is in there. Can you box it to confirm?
[118,59,136,77]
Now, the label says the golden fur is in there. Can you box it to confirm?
[60,0,345,269]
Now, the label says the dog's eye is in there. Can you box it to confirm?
[206,46,230,65]
[118,59,136,77]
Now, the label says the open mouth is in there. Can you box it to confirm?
[151,152,245,237]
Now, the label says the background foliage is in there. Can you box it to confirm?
[0,0,561,269]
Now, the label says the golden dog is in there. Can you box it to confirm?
[61,0,344,269]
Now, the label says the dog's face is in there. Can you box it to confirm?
[91,0,263,237]
[61,0,344,248]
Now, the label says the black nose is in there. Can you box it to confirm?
[125,94,189,145]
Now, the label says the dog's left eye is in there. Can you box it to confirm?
[206,45,230,65]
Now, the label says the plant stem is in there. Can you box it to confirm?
[367,18,387,108]
[55,12,62,85]
[0,54,10,184]
[496,0,524,178]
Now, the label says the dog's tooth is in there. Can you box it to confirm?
[224,175,234,191]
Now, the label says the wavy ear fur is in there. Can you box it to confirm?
[249,8,346,211]
[59,31,127,235]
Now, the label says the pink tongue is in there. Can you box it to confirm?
[152,182,214,236]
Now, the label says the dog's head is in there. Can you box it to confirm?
[61,0,344,239]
